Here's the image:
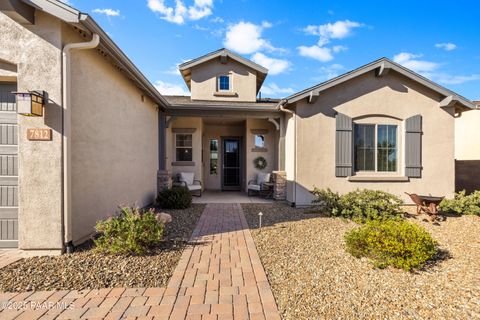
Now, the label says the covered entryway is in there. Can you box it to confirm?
[0,84,18,248]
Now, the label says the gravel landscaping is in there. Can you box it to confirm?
[243,203,480,320]
[0,204,205,293]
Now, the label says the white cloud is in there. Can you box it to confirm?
[92,8,120,17]
[251,53,290,75]
[223,21,276,54]
[316,63,344,80]
[297,45,333,62]
[154,80,189,95]
[147,0,213,24]
[332,45,348,53]
[435,42,457,51]
[393,52,480,85]
[304,20,363,46]
[393,52,439,73]
[260,83,294,97]
[210,16,224,23]
[432,73,480,85]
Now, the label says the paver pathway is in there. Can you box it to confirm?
[0,203,280,319]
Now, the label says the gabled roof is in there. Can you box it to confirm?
[282,57,476,110]
[16,0,169,108]
[178,48,268,94]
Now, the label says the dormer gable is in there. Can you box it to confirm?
[179,48,268,102]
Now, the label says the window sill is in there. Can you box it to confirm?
[251,147,268,152]
[172,161,195,167]
[348,176,409,182]
[213,91,238,97]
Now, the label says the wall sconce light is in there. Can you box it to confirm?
[14,91,47,117]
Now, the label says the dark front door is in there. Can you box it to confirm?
[222,138,241,190]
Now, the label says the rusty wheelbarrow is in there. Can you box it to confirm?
[405,192,445,220]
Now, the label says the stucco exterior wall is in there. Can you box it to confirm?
[190,59,257,102]
[455,109,480,160]
[67,25,159,243]
[245,118,278,190]
[285,112,295,203]
[0,11,63,250]
[202,123,245,190]
[167,117,203,184]
[293,71,456,206]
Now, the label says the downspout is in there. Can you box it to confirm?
[62,34,100,253]
[277,99,297,206]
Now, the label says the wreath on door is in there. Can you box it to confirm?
[253,156,268,170]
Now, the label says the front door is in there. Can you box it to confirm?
[222,138,241,190]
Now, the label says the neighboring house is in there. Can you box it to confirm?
[455,101,480,192]
[0,0,476,252]
[0,0,168,250]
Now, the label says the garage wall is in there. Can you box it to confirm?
[0,11,64,250]
[66,29,159,244]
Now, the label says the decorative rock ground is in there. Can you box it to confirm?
[243,203,480,320]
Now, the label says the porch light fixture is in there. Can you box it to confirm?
[15,90,47,117]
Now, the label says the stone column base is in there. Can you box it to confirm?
[272,171,287,201]
[157,170,172,193]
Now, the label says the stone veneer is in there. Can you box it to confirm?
[272,171,287,201]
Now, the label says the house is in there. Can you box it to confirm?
[165,51,475,206]
[0,0,476,252]
[455,101,480,192]
[0,0,167,251]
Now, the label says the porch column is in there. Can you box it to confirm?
[278,115,286,170]
[272,171,287,201]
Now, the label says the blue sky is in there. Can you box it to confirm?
[68,0,479,100]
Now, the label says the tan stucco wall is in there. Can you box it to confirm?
[292,71,456,206]
[166,117,203,184]
[190,59,257,102]
[202,123,245,190]
[0,11,64,250]
[245,119,278,190]
[66,26,159,243]
[455,109,480,160]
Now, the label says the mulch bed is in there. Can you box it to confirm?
[242,203,480,320]
[0,204,205,293]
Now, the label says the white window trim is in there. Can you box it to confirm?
[354,123,401,176]
[175,133,193,162]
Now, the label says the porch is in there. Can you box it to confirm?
[163,103,285,193]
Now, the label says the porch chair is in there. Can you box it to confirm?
[247,172,271,196]
[175,172,202,197]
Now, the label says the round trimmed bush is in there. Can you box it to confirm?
[345,220,437,271]
[156,186,192,209]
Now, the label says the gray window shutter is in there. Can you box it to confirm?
[335,113,353,177]
[405,115,422,178]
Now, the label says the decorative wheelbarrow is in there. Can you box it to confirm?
[405,192,445,220]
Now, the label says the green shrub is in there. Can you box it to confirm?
[439,190,480,216]
[311,187,341,215]
[156,186,192,209]
[94,207,164,255]
[345,220,437,271]
[311,188,403,223]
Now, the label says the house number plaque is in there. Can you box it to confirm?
[27,128,52,141]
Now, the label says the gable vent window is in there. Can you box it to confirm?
[218,75,230,91]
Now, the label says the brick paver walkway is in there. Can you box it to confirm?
[0,203,280,319]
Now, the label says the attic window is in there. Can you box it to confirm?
[218,75,230,91]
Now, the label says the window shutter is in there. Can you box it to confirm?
[405,115,422,178]
[335,113,353,177]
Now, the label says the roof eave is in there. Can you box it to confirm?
[20,0,169,110]
[284,58,475,110]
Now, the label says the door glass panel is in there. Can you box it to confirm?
[223,139,240,188]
